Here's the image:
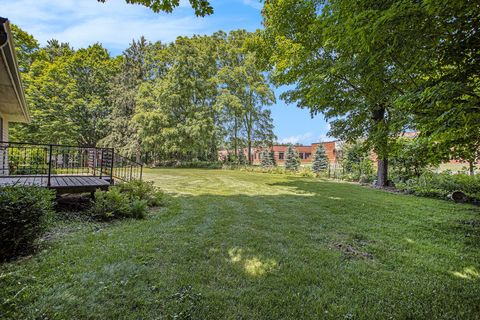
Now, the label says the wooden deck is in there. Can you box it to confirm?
[0,175,111,193]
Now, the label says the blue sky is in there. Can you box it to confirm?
[3,0,331,144]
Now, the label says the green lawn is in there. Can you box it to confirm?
[1,169,480,319]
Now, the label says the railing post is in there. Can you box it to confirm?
[140,164,143,181]
[99,149,104,179]
[92,149,96,177]
[47,144,53,187]
[110,148,114,185]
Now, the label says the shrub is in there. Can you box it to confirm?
[389,137,441,182]
[116,180,164,206]
[90,180,164,220]
[151,160,222,169]
[397,171,480,202]
[90,188,150,220]
[90,188,133,220]
[0,186,55,261]
[129,198,149,219]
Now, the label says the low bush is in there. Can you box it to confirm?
[397,172,480,203]
[116,180,165,206]
[0,186,55,261]
[151,160,222,169]
[90,180,165,220]
[90,188,148,220]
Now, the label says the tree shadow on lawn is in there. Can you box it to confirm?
[158,189,480,318]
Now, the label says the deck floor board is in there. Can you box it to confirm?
[0,175,111,193]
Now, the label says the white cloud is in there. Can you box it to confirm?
[243,0,263,10]
[3,0,212,53]
[278,132,314,145]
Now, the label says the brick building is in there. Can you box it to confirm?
[219,141,342,165]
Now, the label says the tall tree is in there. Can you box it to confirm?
[217,30,276,164]
[12,41,119,146]
[254,1,437,186]
[11,24,39,73]
[134,35,221,161]
[97,0,213,16]
[101,37,163,161]
[400,1,480,175]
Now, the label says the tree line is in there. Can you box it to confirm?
[11,27,276,164]
[11,0,480,185]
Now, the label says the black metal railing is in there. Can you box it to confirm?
[0,141,142,185]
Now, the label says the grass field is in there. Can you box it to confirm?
[1,168,480,319]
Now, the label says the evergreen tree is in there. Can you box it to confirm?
[269,150,276,167]
[311,144,328,173]
[284,145,300,171]
[101,37,161,161]
[260,148,272,168]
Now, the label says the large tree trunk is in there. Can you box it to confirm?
[248,139,252,165]
[377,158,388,187]
[136,149,141,163]
[234,117,238,157]
[372,105,390,187]
[469,160,475,176]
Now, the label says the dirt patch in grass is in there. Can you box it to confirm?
[459,220,480,228]
[335,243,374,260]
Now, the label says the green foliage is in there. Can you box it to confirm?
[284,145,300,171]
[217,30,276,164]
[397,172,480,203]
[342,143,374,182]
[237,151,247,165]
[153,160,223,169]
[90,180,165,220]
[11,24,39,73]
[100,37,157,160]
[260,148,276,168]
[7,147,47,175]
[396,1,480,173]
[97,0,213,16]
[0,186,55,261]
[254,0,416,185]
[90,188,148,220]
[255,0,480,184]
[132,30,275,164]
[10,26,275,165]
[116,180,165,207]
[390,137,441,182]
[11,36,120,146]
[311,145,328,173]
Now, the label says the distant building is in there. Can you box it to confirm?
[219,141,343,165]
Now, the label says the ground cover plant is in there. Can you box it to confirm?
[397,172,480,203]
[1,169,479,319]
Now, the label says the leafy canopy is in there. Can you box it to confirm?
[97,0,213,16]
